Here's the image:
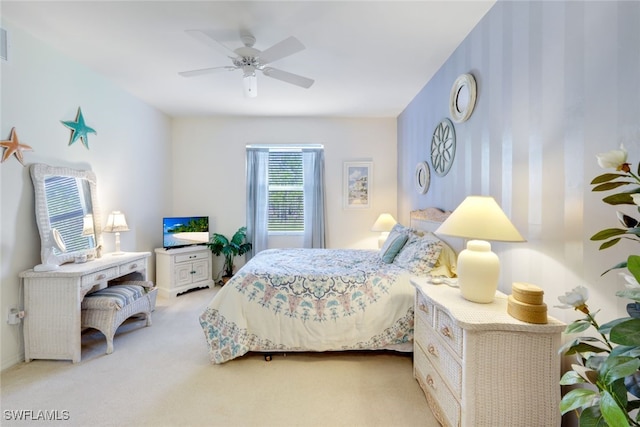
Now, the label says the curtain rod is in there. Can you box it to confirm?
[246,144,324,150]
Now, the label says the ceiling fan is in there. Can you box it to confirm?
[179,30,315,98]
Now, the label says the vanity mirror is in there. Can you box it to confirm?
[30,163,103,266]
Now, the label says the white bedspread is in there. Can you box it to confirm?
[199,248,415,364]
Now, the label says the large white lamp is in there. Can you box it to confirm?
[371,213,397,248]
[435,196,525,303]
[103,211,129,255]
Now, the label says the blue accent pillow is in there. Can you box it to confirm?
[379,232,409,263]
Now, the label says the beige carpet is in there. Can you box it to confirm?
[1,286,438,426]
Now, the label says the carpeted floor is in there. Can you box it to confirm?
[1,286,438,426]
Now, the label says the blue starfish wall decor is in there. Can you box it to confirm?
[0,127,33,166]
[61,107,96,149]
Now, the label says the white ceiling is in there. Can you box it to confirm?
[1,1,495,118]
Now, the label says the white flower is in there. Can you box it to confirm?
[632,194,640,207]
[620,272,640,289]
[556,285,589,309]
[597,144,628,170]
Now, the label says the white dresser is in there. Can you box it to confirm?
[155,246,214,298]
[19,252,150,363]
[411,278,565,427]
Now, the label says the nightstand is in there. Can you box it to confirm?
[411,277,565,426]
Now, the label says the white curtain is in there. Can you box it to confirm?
[246,146,325,260]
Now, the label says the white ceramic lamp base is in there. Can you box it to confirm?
[457,240,500,303]
[377,231,390,249]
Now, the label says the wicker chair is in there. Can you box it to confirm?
[81,281,157,354]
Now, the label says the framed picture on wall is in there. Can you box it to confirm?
[343,161,372,209]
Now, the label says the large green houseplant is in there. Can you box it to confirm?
[207,226,252,281]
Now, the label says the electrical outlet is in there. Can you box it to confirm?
[7,308,21,325]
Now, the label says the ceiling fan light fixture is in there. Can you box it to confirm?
[243,71,257,98]
[182,30,314,96]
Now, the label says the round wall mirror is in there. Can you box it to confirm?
[449,73,477,123]
[415,161,430,194]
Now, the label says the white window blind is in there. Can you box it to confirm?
[268,150,304,232]
[44,176,88,252]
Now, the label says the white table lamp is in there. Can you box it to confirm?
[103,211,129,255]
[435,196,525,303]
[371,213,397,248]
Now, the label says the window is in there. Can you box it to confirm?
[246,144,325,257]
[268,150,304,232]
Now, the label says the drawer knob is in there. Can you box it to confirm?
[426,375,436,390]
[130,263,138,270]
[419,303,429,314]
[441,326,452,338]
[96,274,106,280]
[427,344,437,357]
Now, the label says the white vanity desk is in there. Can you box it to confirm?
[19,252,151,363]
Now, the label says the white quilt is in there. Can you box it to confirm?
[199,248,416,364]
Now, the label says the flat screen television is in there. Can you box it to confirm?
[163,216,209,249]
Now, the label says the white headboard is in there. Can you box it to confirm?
[410,208,464,254]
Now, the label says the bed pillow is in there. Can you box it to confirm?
[390,223,424,239]
[393,235,443,276]
[379,232,409,263]
[428,238,458,278]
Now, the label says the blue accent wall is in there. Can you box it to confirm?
[398,1,640,324]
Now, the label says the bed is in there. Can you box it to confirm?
[199,208,457,364]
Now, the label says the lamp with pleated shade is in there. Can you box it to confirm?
[103,211,129,255]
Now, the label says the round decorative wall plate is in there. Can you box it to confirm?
[415,161,430,194]
[449,73,477,123]
[430,118,456,177]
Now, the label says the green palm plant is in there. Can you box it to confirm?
[207,226,252,279]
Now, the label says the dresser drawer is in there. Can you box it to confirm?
[414,345,460,427]
[119,258,146,275]
[415,291,435,326]
[415,316,462,397]
[174,251,208,263]
[435,307,464,357]
[81,266,119,288]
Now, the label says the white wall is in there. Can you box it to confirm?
[171,117,397,277]
[0,21,172,370]
[398,1,640,329]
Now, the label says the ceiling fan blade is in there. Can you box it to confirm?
[259,36,305,64]
[185,30,238,58]
[262,67,314,89]
[179,66,236,78]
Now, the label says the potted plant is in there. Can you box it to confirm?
[558,145,640,426]
[207,226,252,284]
